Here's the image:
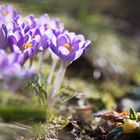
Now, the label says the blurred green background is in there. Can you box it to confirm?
[0,0,140,110]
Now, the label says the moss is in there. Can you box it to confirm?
[0,105,46,122]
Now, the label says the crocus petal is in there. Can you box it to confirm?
[74,49,84,60]
[84,40,91,49]
[51,32,57,46]
[74,34,85,41]
[50,41,59,54]
[57,34,68,46]
[12,44,21,53]
[58,46,70,56]
[68,32,76,41]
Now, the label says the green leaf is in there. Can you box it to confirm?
[129,108,137,121]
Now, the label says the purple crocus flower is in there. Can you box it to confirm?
[17,15,36,27]
[49,30,91,67]
[0,5,20,22]
[5,14,37,36]
[5,15,50,64]
[0,23,7,50]
[16,14,37,32]
[37,14,64,32]
[36,14,64,51]
[34,27,53,51]
[7,28,40,64]
[0,49,35,90]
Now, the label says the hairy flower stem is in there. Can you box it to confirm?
[46,59,58,96]
[38,51,46,75]
[29,57,33,67]
[47,59,58,86]
[50,62,66,100]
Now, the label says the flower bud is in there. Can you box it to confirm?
[123,119,139,133]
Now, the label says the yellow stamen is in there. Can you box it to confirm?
[23,43,32,50]
[7,47,11,53]
[64,43,73,54]
[34,34,40,38]
[3,10,8,16]
[64,43,69,48]
[22,17,27,21]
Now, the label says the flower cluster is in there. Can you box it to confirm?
[0,5,91,92]
[0,5,91,65]
[0,49,35,90]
